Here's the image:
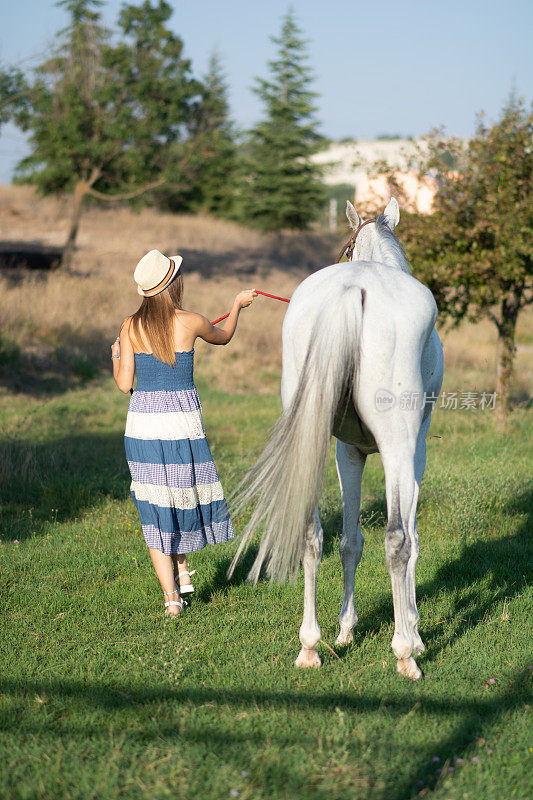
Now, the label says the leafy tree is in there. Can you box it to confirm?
[2,0,201,268]
[246,9,325,231]
[0,66,28,128]
[374,95,532,418]
[105,0,202,211]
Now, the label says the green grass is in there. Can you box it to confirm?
[0,376,531,800]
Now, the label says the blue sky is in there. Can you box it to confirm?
[0,0,531,182]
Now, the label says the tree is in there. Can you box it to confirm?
[105,0,202,211]
[3,0,201,268]
[183,51,239,217]
[0,66,28,128]
[246,9,324,231]
[197,52,238,214]
[376,95,533,418]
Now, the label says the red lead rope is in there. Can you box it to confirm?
[211,289,290,325]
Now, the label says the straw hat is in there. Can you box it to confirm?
[134,250,183,297]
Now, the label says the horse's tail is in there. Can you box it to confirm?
[228,283,364,584]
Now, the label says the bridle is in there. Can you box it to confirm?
[336,217,378,263]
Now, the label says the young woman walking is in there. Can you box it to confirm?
[111,249,256,616]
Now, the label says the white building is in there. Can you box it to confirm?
[311,137,467,215]
[311,138,425,187]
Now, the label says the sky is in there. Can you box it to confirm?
[0,0,531,182]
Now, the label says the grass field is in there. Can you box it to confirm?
[0,368,531,800]
[0,189,532,799]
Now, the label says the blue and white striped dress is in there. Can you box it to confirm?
[124,350,234,554]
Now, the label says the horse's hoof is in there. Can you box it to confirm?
[335,628,353,646]
[295,647,322,668]
[396,656,423,681]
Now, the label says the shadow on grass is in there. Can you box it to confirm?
[200,500,357,599]
[329,486,532,668]
[175,231,338,279]
[0,241,62,271]
[218,483,531,669]
[0,668,530,799]
[0,328,115,397]
[196,544,261,602]
[0,431,130,540]
[199,486,531,669]
[319,496,387,559]
[416,485,532,661]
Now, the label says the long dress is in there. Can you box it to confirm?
[124,349,234,554]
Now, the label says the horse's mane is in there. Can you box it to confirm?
[374,214,411,274]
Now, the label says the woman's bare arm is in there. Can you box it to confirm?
[112,318,135,393]
[195,290,257,346]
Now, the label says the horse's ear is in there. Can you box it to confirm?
[346,200,361,231]
[383,197,400,230]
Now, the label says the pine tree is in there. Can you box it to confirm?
[188,51,239,216]
[246,10,324,231]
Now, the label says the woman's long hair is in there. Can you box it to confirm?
[129,274,184,366]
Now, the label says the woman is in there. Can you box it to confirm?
[112,249,256,616]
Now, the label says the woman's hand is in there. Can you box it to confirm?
[111,337,121,359]
[235,289,258,309]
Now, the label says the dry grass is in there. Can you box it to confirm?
[440,313,532,401]
[0,186,335,394]
[0,184,531,398]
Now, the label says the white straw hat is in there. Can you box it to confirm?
[134,249,183,297]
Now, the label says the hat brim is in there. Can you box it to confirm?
[137,255,183,296]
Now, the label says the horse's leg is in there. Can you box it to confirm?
[295,509,323,668]
[406,416,431,655]
[380,442,422,680]
[334,441,366,645]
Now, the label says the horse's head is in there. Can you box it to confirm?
[341,198,401,263]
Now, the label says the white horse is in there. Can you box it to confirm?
[230,198,443,680]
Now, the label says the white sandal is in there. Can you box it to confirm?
[163,589,186,616]
[177,569,196,595]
